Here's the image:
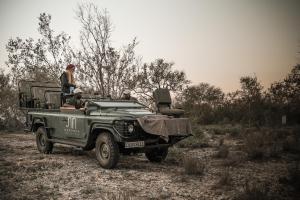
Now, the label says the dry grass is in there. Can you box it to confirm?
[214,145,229,159]
[283,135,300,153]
[176,137,210,149]
[234,180,270,200]
[243,129,284,160]
[210,125,242,137]
[222,153,244,167]
[284,162,300,191]
[183,156,206,175]
[214,168,233,189]
[104,192,133,200]
[243,131,265,159]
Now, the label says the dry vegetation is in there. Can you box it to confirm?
[1,125,300,200]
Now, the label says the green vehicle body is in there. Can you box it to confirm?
[19,80,191,168]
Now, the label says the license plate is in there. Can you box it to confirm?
[125,141,145,148]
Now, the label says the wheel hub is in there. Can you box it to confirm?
[100,144,110,159]
[39,134,45,146]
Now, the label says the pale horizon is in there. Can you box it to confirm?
[0,0,299,92]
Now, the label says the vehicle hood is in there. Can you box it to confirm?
[91,108,154,118]
[111,109,154,117]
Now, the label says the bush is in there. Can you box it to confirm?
[243,130,283,160]
[283,135,299,153]
[287,162,300,190]
[243,131,265,159]
[0,71,23,131]
[183,156,205,175]
[176,134,210,149]
[104,191,133,200]
[265,142,281,158]
[214,145,229,158]
[222,154,244,167]
[215,168,233,188]
[235,180,270,200]
[212,127,226,135]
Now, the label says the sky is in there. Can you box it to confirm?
[0,0,299,92]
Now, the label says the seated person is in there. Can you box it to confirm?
[121,89,137,101]
[63,88,84,109]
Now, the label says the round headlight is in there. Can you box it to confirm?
[128,124,134,133]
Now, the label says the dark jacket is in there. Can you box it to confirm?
[60,72,76,93]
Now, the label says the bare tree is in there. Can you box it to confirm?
[76,3,139,98]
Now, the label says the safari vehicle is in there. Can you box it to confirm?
[19,80,192,169]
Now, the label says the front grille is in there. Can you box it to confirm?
[113,120,159,140]
[113,120,135,138]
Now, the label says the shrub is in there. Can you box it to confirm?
[166,148,183,164]
[218,138,224,146]
[222,154,244,167]
[265,142,281,158]
[287,162,300,190]
[235,180,270,200]
[283,135,299,153]
[243,129,288,160]
[104,191,133,200]
[215,168,233,188]
[243,131,265,159]
[176,135,210,149]
[183,156,205,175]
[214,145,229,159]
[212,127,225,135]
[227,127,241,137]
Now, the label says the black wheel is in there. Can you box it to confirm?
[95,132,119,169]
[36,127,53,154]
[145,148,168,162]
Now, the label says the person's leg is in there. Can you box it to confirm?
[69,86,75,93]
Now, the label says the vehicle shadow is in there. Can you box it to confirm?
[51,145,180,172]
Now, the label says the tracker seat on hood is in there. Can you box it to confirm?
[153,88,184,118]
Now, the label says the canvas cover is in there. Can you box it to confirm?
[137,115,192,141]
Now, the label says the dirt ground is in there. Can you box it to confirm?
[0,131,298,200]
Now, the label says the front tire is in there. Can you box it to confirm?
[145,148,168,162]
[36,127,53,154]
[95,132,119,169]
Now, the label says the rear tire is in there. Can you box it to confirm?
[36,127,53,154]
[145,148,168,162]
[95,132,119,169]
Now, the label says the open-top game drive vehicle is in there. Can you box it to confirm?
[19,80,192,169]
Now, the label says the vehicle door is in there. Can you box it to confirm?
[59,112,87,140]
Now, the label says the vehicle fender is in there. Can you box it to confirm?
[31,118,45,131]
[90,123,122,142]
